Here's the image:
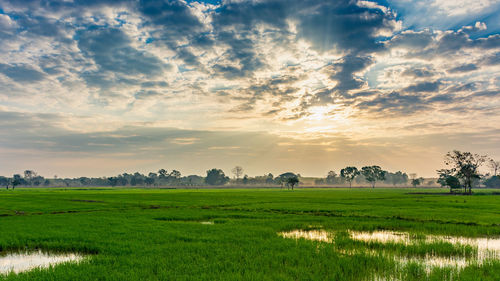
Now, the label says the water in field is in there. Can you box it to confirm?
[279,229,332,242]
[349,230,500,261]
[200,221,214,225]
[280,229,500,274]
[0,250,85,274]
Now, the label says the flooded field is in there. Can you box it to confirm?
[280,228,500,276]
[1,188,499,280]
[0,250,85,274]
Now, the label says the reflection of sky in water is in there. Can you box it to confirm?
[280,229,500,271]
[0,250,85,274]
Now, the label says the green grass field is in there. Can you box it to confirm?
[1,188,499,280]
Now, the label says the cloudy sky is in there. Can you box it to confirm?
[0,0,499,178]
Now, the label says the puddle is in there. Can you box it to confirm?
[200,221,214,225]
[349,230,414,245]
[279,229,332,243]
[349,230,500,260]
[0,250,86,274]
[397,254,469,272]
[280,229,500,274]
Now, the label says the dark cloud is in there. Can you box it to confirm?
[213,0,288,30]
[401,67,434,78]
[472,90,500,98]
[0,63,45,83]
[327,56,373,93]
[138,0,203,38]
[212,31,265,79]
[14,14,64,37]
[392,30,500,60]
[448,63,478,73]
[140,81,168,88]
[403,81,440,93]
[386,30,433,50]
[446,83,477,92]
[137,0,208,67]
[296,0,396,54]
[78,28,166,76]
[134,90,164,100]
[356,92,428,116]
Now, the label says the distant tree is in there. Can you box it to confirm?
[340,167,360,188]
[146,173,157,186]
[411,177,424,188]
[443,150,487,194]
[242,174,248,184]
[390,171,408,186]
[484,176,500,188]
[63,179,71,187]
[265,173,274,184]
[24,170,37,186]
[489,159,499,176]
[326,171,337,184]
[314,178,325,185]
[361,166,386,188]
[79,177,90,186]
[107,177,118,187]
[0,176,10,189]
[169,170,181,179]
[286,175,299,190]
[116,175,128,186]
[12,174,22,189]
[409,173,421,188]
[158,169,168,179]
[437,169,460,192]
[231,166,244,180]
[437,170,462,192]
[205,169,229,185]
[277,172,297,189]
[32,176,44,186]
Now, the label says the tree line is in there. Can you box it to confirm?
[1,150,499,191]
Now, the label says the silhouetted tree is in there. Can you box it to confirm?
[158,169,168,179]
[437,170,461,192]
[361,166,385,188]
[169,170,181,179]
[205,169,229,185]
[340,167,360,188]
[231,166,244,179]
[326,171,337,184]
[24,170,37,186]
[265,173,274,184]
[277,172,297,189]
[286,175,299,190]
[79,177,90,186]
[411,177,424,188]
[489,159,499,176]
[0,176,10,189]
[12,174,22,189]
[443,150,487,194]
[484,176,500,188]
[107,177,118,187]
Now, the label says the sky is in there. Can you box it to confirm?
[0,0,499,178]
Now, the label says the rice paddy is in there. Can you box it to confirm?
[0,187,499,280]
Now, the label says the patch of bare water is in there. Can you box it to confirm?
[349,230,500,261]
[279,229,500,273]
[279,229,332,243]
[0,250,85,274]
